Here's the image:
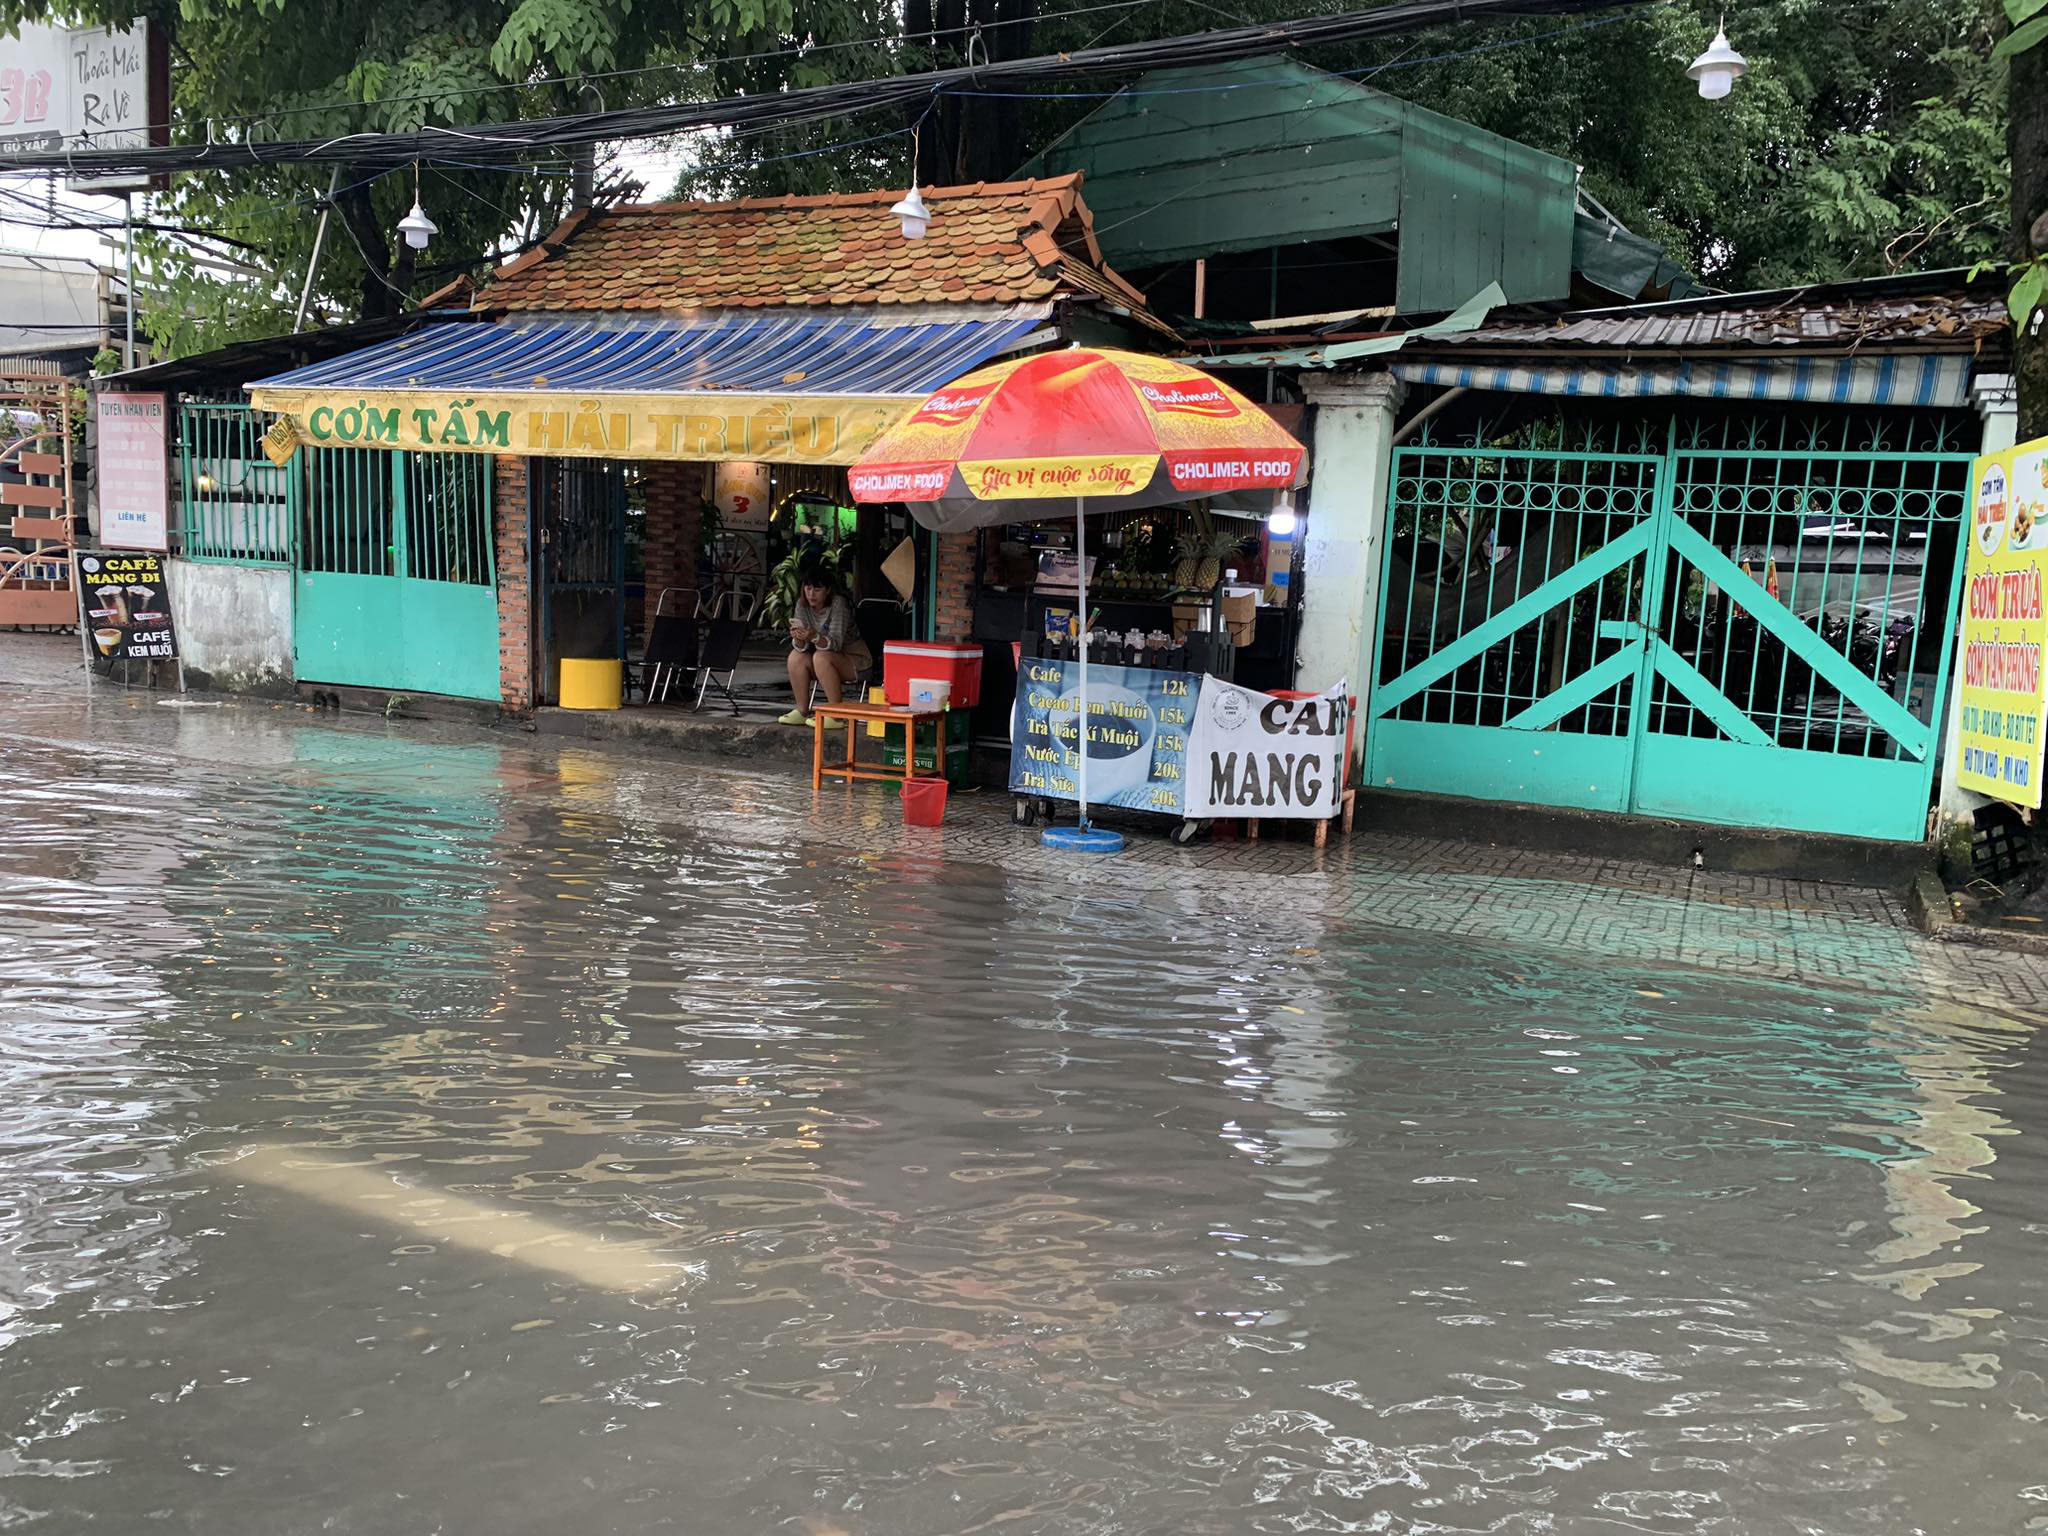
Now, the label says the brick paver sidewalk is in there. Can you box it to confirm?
[6,632,2041,1018]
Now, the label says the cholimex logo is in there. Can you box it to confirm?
[913,387,993,426]
[1139,380,1240,418]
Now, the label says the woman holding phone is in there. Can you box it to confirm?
[780,566,871,725]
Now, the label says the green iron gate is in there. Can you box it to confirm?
[295,446,498,701]
[1367,412,1975,842]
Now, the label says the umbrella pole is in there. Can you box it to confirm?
[1075,495,1089,828]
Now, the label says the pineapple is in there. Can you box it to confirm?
[1171,531,1203,590]
[1194,529,1241,591]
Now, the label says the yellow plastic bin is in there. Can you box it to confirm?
[559,658,623,710]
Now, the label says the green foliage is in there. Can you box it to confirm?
[1349,0,2011,289]
[687,0,2013,295]
[0,0,2019,354]
[1996,0,2048,55]
[0,0,771,356]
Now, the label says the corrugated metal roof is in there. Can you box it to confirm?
[105,309,476,393]
[1023,56,1584,315]
[1392,355,1973,408]
[249,310,1046,398]
[1413,282,2006,352]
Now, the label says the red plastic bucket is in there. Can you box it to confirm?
[901,777,948,827]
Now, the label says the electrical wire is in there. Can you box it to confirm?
[933,5,1661,96]
[175,0,1168,138]
[0,0,1668,178]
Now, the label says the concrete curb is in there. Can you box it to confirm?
[1907,870,1959,936]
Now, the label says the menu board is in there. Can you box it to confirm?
[1009,656,1194,815]
[77,549,178,662]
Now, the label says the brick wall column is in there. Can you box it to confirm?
[494,454,533,714]
[642,460,705,624]
[933,529,977,641]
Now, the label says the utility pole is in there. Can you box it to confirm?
[295,167,342,332]
[2013,40,2047,440]
[122,192,135,368]
[571,82,600,212]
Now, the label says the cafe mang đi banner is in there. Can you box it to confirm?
[1956,435,2048,807]
[1009,659,1349,820]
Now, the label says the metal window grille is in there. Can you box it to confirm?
[299,444,492,585]
[1655,412,1973,761]
[1380,419,1663,736]
[176,403,295,564]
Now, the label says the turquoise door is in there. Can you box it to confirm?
[1367,414,1975,842]
[294,449,500,702]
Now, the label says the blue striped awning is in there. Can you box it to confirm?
[251,310,1046,398]
[1391,353,1970,409]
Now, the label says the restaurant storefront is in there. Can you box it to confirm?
[244,177,1180,716]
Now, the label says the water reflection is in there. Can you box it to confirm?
[0,702,2044,1534]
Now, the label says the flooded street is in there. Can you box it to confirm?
[4,671,2047,1534]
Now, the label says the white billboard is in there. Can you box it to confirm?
[0,20,162,191]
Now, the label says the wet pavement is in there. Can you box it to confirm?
[4,638,2048,1534]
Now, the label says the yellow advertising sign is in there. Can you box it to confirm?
[260,414,301,467]
[243,389,909,467]
[1956,434,2048,807]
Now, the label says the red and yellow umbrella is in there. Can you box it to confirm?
[849,347,1304,527]
[850,347,1306,850]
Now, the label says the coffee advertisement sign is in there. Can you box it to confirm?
[1184,678,1349,819]
[76,549,177,662]
[1008,656,1195,815]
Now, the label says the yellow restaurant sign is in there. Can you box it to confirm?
[1956,433,2048,807]
[243,389,913,467]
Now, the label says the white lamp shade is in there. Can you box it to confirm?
[889,186,931,240]
[1687,28,1747,100]
[397,199,439,251]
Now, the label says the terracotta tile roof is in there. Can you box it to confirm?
[478,175,1160,323]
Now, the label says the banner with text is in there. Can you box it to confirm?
[1008,656,1196,814]
[77,549,176,662]
[246,389,909,466]
[1956,435,2048,807]
[1184,678,1349,819]
[95,392,169,550]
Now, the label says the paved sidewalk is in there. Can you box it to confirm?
[6,632,2044,1018]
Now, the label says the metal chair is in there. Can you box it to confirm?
[638,588,701,704]
[695,599,754,715]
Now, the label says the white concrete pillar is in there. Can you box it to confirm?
[1935,373,2019,842]
[1295,371,1405,710]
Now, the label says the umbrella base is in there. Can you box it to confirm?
[1042,824,1125,855]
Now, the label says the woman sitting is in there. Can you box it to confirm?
[780,567,872,725]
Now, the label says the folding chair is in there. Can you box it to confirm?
[637,588,700,704]
[695,611,750,715]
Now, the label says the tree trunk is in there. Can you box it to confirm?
[337,173,400,321]
[2015,42,2048,441]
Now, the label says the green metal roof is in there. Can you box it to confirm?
[1025,56,1686,315]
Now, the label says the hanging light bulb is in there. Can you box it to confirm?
[890,186,931,241]
[891,125,931,240]
[396,162,438,250]
[1267,491,1299,537]
[1687,16,1747,101]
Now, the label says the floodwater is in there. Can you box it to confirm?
[3,674,2047,1535]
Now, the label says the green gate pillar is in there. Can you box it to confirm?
[1298,371,1405,718]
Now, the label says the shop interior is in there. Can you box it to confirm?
[591,458,1308,785]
